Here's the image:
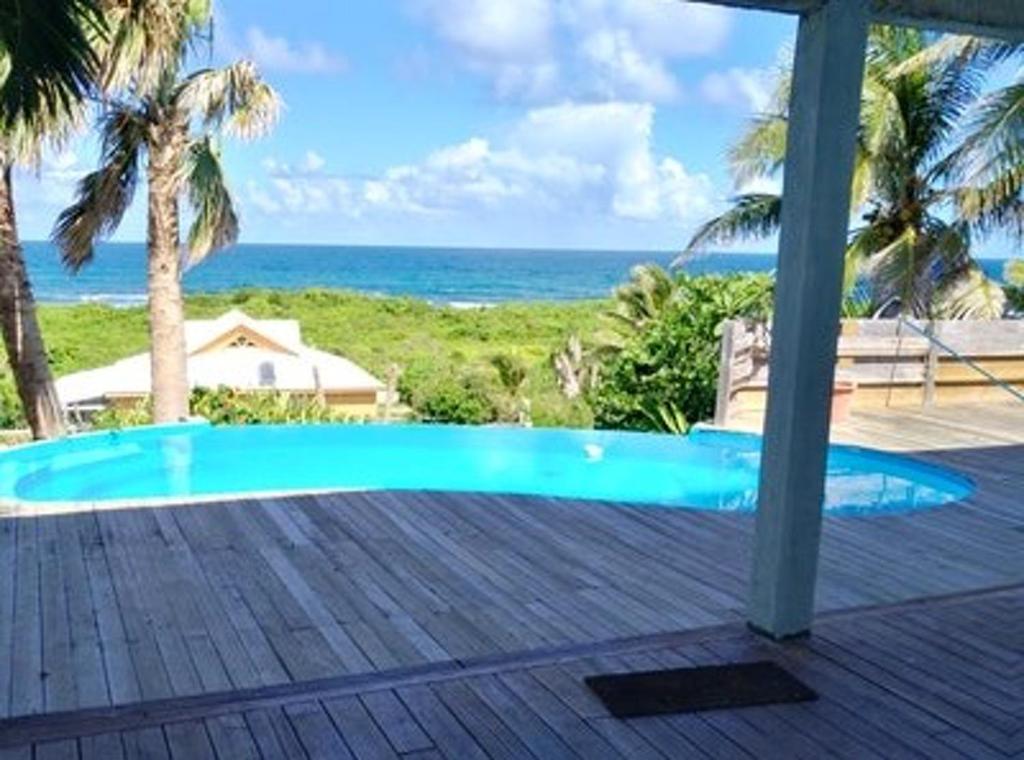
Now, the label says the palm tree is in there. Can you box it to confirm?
[606,263,678,336]
[55,51,280,422]
[0,0,108,438]
[914,38,1024,247]
[687,27,1006,319]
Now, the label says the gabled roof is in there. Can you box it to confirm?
[186,309,302,356]
[56,310,385,407]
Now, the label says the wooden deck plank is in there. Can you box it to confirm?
[394,685,488,760]
[204,713,260,759]
[430,679,538,760]
[0,509,17,718]
[76,513,140,709]
[120,727,169,760]
[162,720,215,760]
[9,514,42,716]
[39,514,79,714]
[78,732,124,760]
[0,587,1017,758]
[54,515,108,712]
[358,689,434,755]
[464,675,578,760]
[284,700,353,760]
[93,511,175,703]
[242,708,307,760]
[321,696,400,760]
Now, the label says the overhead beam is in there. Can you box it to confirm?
[872,0,1024,41]
[747,0,869,639]
[683,0,1024,41]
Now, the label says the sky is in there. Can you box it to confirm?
[14,0,803,252]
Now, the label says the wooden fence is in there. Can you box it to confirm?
[715,318,1024,427]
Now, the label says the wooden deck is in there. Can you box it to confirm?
[1,402,1022,756]
[0,584,1018,758]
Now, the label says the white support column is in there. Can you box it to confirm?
[747,0,869,639]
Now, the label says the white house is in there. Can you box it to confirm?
[56,310,386,417]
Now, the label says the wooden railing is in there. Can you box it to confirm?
[715,318,1024,427]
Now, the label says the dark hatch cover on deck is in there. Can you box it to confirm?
[585,660,817,718]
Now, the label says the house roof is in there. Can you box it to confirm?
[56,310,385,407]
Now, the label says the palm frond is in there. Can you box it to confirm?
[955,83,1024,185]
[52,102,145,270]
[0,0,104,127]
[174,61,281,139]
[728,116,787,188]
[98,0,211,94]
[607,264,677,333]
[185,136,237,265]
[685,194,781,252]
[891,35,1022,77]
[933,266,1006,319]
[1005,259,1024,287]
[862,227,927,316]
[844,223,890,294]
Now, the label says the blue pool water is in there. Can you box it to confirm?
[0,423,972,513]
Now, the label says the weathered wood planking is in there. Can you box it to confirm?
[0,586,1018,758]
[719,319,1024,425]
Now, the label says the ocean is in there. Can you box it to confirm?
[20,241,1012,307]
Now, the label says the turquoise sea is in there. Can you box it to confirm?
[20,241,1011,306]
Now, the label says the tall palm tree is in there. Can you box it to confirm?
[55,54,279,423]
[0,0,208,437]
[0,0,107,438]
[687,27,1006,320]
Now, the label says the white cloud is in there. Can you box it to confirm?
[410,0,553,62]
[407,0,733,103]
[15,148,86,208]
[578,29,679,102]
[408,0,558,100]
[247,101,716,231]
[559,0,732,59]
[301,151,326,173]
[699,67,775,113]
[244,27,349,74]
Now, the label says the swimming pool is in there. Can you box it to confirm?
[0,422,972,513]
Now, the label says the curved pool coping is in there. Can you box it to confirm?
[0,420,976,516]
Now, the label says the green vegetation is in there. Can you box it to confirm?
[92,386,345,429]
[0,274,776,432]
[0,288,605,429]
[590,273,774,433]
[1007,260,1024,314]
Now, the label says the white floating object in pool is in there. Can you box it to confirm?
[584,443,604,461]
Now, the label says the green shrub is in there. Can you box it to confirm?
[0,373,26,429]
[91,400,153,429]
[590,274,774,432]
[408,373,499,424]
[190,386,342,424]
[1006,260,1024,314]
[91,387,344,429]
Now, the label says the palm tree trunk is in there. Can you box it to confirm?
[0,163,66,439]
[146,122,190,424]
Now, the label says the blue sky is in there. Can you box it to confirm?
[17,0,802,251]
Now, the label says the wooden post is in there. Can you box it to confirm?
[924,321,938,406]
[715,320,738,426]
[747,0,869,639]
